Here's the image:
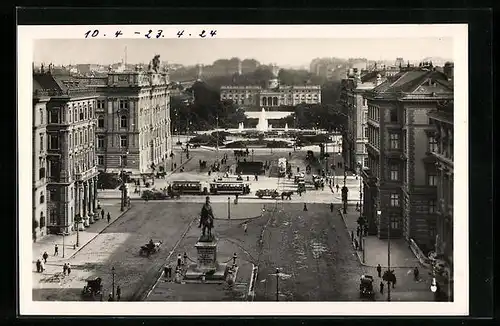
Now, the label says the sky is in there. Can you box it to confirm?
[33,38,453,67]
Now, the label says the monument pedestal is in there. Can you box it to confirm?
[184,235,228,282]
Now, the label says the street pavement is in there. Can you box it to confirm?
[253,203,434,301]
[339,206,434,301]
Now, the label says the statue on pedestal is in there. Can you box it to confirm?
[199,196,215,241]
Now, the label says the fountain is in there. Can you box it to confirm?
[256,108,269,132]
[284,123,288,132]
[238,122,244,131]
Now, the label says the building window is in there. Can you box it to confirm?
[363,157,369,168]
[40,108,44,125]
[389,108,398,122]
[49,134,59,150]
[120,115,128,128]
[40,212,45,228]
[389,133,400,149]
[119,100,129,109]
[97,135,105,148]
[428,200,437,213]
[98,115,105,128]
[74,109,78,122]
[428,174,438,186]
[120,135,128,148]
[428,136,438,153]
[79,108,84,120]
[390,215,400,230]
[80,131,83,145]
[390,193,400,207]
[120,155,127,167]
[39,166,45,179]
[390,164,399,181]
[49,110,59,124]
[97,155,104,165]
[364,127,368,138]
[39,133,44,152]
[39,191,44,204]
[84,107,88,120]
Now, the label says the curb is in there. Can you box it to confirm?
[337,209,417,269]
[66,206,132,260]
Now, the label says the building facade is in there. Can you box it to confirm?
[340,69,385,172]
[93,65,172,175]
[33,72,100,236]
[361,65,453,250]
[32,91,49,240]
[428,99,454,300]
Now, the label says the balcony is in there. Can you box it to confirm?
[75,166,98,181]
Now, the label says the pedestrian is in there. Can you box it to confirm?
[243,222,248,234]
[116,286,121,301]
[414,266,420,281]
[336,184,339,192]
[101,209,105,219]
[357,226,360,237]
[183,252,188,265]
[303,203,308,211]
[330,203,334,212]
[54,244,59,256]
[63,263,68,275]
[40,259,45,272]
[36,259,41,273]
[354,239,359,250]
[165,264,172,279]
[107,212,111,223]
[108,293,114,301]
[380,281,384,294]
[246,176,249,181]
[42,251,48,264]
[377,264,382,278]
[177,253,182,267]
[67,263,71,275]
[351,231,354,242]
[297,167,300,173]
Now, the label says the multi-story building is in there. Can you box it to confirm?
[32,90,49,240]
[428,98,454,300]
[33,72,100,236]
[340,69,386,171]
[361,64,453,251]
[90,62,172,175]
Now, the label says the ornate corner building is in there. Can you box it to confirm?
[91,63,172,175]
[33,70,100,237]
[360,62,454,254]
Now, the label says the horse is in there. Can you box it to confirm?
[281,191,293,200]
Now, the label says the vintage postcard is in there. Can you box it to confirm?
[18,24,468,316]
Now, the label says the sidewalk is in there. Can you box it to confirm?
[338,207,422,269]
[32,199,130,266]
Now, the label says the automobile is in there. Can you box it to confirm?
[359,275,375,299]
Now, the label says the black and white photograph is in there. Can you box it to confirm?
[18,24,468,316]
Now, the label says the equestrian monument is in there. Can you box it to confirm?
[184,196,228,282]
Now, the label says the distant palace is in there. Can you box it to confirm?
[220,64,322,109]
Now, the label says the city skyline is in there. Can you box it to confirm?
[33,38,453,67]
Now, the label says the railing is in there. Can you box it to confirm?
[33,87,97,97]
[75,166,98,181]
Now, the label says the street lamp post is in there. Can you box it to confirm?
[120,151,128,212]
[216,115,219,163]
[357,162,364,254]
[75,213,81,247]
[276,268,280,301]
[111,266,116,300]
[378,209,392,302]
[228,196,231,219]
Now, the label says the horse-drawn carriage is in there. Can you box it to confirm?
[255,189,280,199]
[139,241,163,256]
[82,277,103,298]
[359,275,375,299]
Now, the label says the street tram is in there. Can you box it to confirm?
[209,181,250,195]
[171,181,205,194]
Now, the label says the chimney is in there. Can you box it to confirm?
[443,62,454,82]
[375,73,382,86]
